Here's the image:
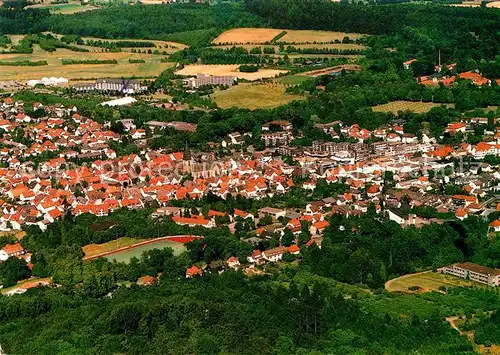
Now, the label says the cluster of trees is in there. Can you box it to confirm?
[40,3,264,45]
[61,59,117,65]
[0,60,47,66]
[200,47,263,64]
[0,269,475,355]
[85,39,156,48]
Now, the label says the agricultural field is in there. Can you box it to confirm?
[211,83,304,109]
[104,239,186,263]
[280,30,366,43]
[175,64,288,81]
[486,1,500,7]
[82,237,141,259]
[371,100,454,114]
[0,46,175,81]
[212,28,367,45]
[24,1,100,14]
[385,271,474,293]
[212,28,284,44]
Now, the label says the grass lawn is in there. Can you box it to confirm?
[372,101,454,114]
[386,271,474,293]
[0,46,175,81]
[82,237,141,259]
[104,239,186,263]
[278,75,312,85]
[211,83,304,109]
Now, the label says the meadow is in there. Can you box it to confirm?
[211,83,304,109]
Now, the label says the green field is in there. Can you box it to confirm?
[212,83,304,109]
[104,239,186,263]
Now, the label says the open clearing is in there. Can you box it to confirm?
[211,83,304,109]
[385,271,473,293]
[372,101,454,114]
[213,28,367,45]
[0,46,175,81]
[175,64,288,81]
[104,239,186,263]
[25,1,99,14]
[82,237,141,259]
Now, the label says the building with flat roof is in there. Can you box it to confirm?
[182,74,236,89]
[442,262,500,287]
[73,79,146,94]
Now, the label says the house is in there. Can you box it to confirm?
[0,242,25,261]
[403,59,417,70]
[258,207,286,220]
[489,219,500,232]
[310,220,329,235]
[227,256,240,269]
[137,275,156,286]
[287,244,300,255]
[247,249,265,264]
[186,265,203,278]
[262,246,287,262]
[442,262,500,286]
[172,216,215,228]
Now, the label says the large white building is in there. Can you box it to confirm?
[182,74,236,89]
[442,262,500,287]
[73,79,146,94]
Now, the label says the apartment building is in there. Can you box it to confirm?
[442,262,500,287]
[182,74,236,89]
[73,79,146,93]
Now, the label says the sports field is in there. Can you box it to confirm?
[385,271,473,293]
[211,83,303,109]
[104,239,186,263]
[213,28,367,45]
[0,47,175,81]
[371,101,454,114]
[175,64,288,81]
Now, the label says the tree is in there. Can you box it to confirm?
[0,257,31,287]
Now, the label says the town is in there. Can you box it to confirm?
[1,0,500,353]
